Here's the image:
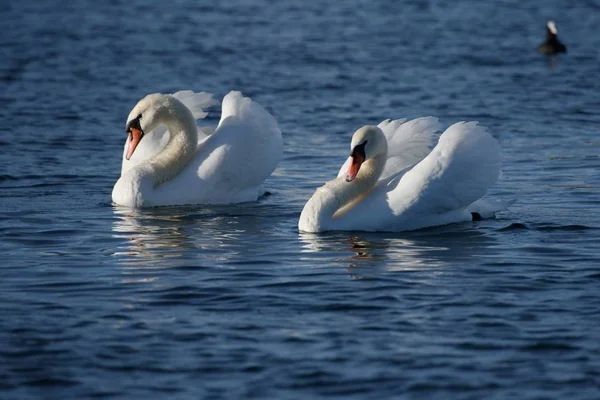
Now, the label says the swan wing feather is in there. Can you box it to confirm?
[205,91,282,188]
[387,121,502,218]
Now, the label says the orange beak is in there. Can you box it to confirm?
[345,153,365,182]
[125,128,143,160]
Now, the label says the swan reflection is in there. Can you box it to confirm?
[299,224,498,271]
[111,206,196,269]
[111,203,286,269]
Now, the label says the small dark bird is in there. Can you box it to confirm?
[538,20,567,54]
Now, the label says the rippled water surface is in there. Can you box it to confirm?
[2,0,600,398]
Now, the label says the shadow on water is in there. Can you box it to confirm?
[548,55,561,71]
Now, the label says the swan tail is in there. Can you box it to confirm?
[171,90,218,120]
[467,198,509,219]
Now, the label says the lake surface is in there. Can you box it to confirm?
[2,0,600,398]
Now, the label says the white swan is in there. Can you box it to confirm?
[112,91,283,207]
[298,118,502,232]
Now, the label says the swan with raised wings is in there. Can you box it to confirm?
[298,118,502,232]
[112,91,282,207]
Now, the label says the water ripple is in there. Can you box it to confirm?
[1,0,600,399]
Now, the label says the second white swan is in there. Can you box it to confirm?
[298,118,502,232]
[112,91,282,207]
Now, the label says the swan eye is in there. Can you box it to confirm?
[350,140,368,158]
[126,114,143,133]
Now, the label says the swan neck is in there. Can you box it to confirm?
[147,111,198,187]
[301,155,385,231]
[338,155,385,209]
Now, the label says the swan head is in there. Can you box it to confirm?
[345,125,387,182]
[124,94,187,160]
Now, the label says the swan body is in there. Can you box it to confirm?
[112,91,282,207]
[298,118,502,233]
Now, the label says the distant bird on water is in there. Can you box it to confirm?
[538,20,567,54]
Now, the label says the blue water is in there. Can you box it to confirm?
[2,0,600,398]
